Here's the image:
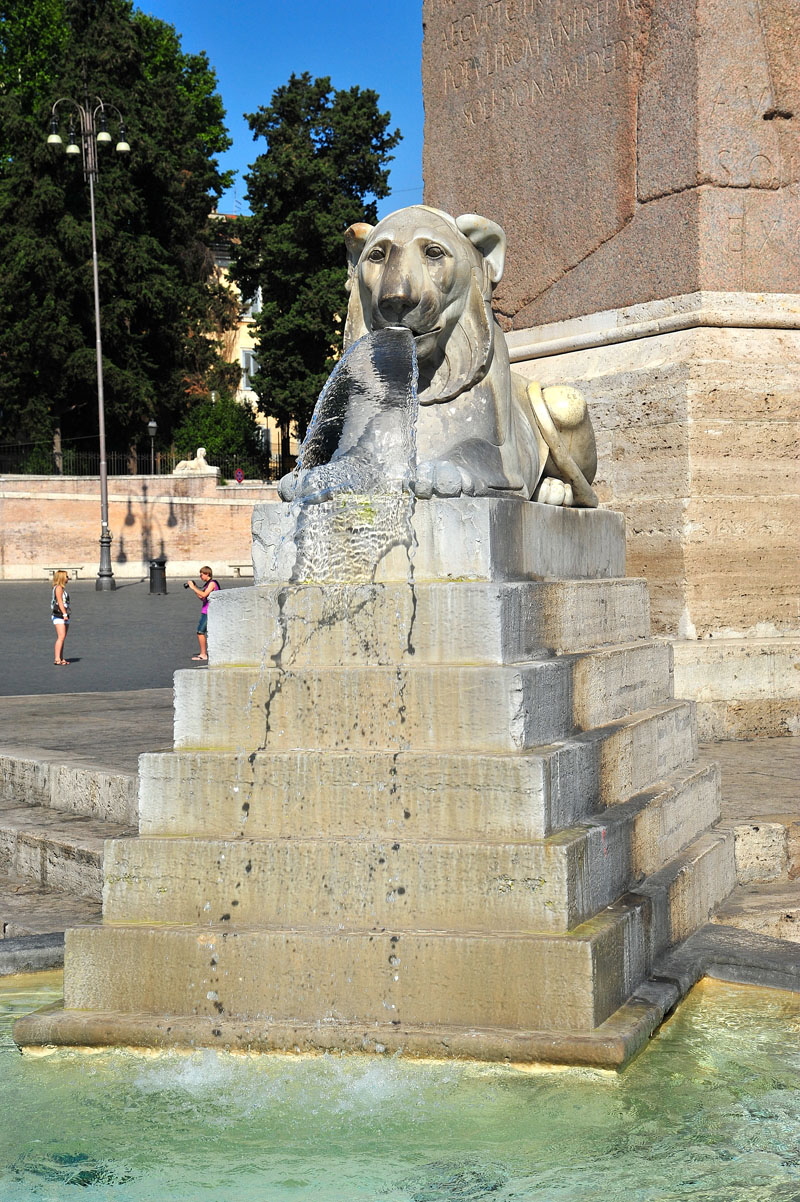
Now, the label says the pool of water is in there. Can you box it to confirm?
[1,973,798,1201]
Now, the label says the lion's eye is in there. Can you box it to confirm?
[367,247,386,263]
[425,244,445,259]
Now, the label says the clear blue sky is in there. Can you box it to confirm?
[140,0,424,217]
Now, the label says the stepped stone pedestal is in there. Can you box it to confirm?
[14,498,736,1067]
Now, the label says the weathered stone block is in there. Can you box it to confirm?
[173,640,672,755]
[636,829,737,950]
[110,761,721,936]
[728,821,789,884]
[210,578,651,669]
[593,700,698,808]
[619,761,721,877]
[102,829,632,934]
[672,637,800,738]
[253,497,626,584]
[0,754,136,825]
[173,660,575,753]
[63,910,647,1032]
[570,641,673,730]
[138,700,697,842]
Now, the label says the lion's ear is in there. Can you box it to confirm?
[455,214,506,286]
[344,223,374,292]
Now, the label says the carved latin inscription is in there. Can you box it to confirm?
[439,0,646,122]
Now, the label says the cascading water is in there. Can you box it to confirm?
[235,326,420,783]
[280,325,419,586]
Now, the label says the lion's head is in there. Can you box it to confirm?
[344,205,506,404]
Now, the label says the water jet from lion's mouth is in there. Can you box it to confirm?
[375,321,442,341]
[277,327,420,582]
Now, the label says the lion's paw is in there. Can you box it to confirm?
[413,460,475,499]
[536,477,574,507]
[277,472,297,502]
[279,468,340,504]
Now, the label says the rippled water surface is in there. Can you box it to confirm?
[2,973,798,1201]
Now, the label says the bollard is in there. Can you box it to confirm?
[149,554,167,595]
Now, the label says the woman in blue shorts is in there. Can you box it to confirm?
[185,565,219,661]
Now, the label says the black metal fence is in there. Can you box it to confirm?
[0,443,289,482]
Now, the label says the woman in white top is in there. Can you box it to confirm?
[51,570,71,665]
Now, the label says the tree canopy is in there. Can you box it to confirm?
[231,73,401,456]
[0,0,238,451]
[172,393,261,467]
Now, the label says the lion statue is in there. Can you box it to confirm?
[281,204,598,506]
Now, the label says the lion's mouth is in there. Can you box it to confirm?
[379,322,441,341]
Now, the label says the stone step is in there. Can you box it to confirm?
[65,827,734,1038]
[0,751,137,825]
[104,830,612,933]
[114,762,720,934]
[710,880,800,943]
[601,760,721,877]
[173,641,673,755]
[0,871,102,939]
[672,636,800,741]
[0,799,135,902]
[0,932,67,976]
[211,578,651,668]
[141,699,697,841]
[63,907,647,1034]
[713,812,799,887]
[635,829,737,952]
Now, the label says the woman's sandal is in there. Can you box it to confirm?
[191,655,208,661]
[53,659,69,665]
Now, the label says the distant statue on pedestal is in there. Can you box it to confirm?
[173,447,219,477]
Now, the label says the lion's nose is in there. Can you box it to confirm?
[377,285,416,324]
[376,255,418,324]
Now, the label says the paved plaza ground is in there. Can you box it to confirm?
[0,575,249,774]
[1,575,249,697]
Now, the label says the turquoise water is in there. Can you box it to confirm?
[2,973,799,1202]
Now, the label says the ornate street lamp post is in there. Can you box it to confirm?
[147,418,157,475]
[47,96,130,591]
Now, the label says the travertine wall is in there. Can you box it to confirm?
[0,476,279,579]
[510,294,800,738]
[511,311,800,639]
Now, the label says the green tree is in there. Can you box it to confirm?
[0,0,239,453]
[231,73,400,462]
[172,393,261,466]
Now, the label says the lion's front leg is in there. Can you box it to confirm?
[412,436,528,499]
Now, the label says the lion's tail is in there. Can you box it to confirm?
[526,381,599,509]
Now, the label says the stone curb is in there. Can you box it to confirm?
[653,923,800,996]
[0,933,65,976]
